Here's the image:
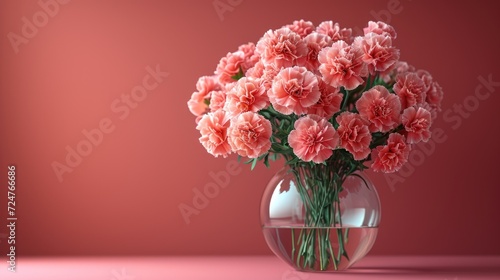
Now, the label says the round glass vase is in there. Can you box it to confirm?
[260,164,381,272]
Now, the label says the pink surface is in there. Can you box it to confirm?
[0,0,500,257]
[0,256,499,280]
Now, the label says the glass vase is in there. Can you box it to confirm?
[260,163,381,272]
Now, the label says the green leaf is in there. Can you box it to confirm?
[270,153,279,161]
[263,154,270,168]
[250,158,258,170]
[286,156,301,165]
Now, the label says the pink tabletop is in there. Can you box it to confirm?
[0,256,499,280]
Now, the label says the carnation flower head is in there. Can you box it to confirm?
[307,77,342,119]
[288,114,339,163]
[336,112,372,160]
[371,133,410,173]
[425,81,444,118]
[268,66,320,115]
[402,106,432,144]
[380,61,414,83]
[300,32,333,71]
[246,61,265,80]
[394,61,414,74]
[413,70,442,115]
[256,27,308,68]
[286,20,315,38]
[196,76,221,96]
[393,72,427,109]
[214,81,237,110]
[238,42,260,70]
[261,63,282,90]
[355,85,401,132]
[356,34,400,74]
[263,63,281,80]
[188,91,209,117]
[209,90,226,112]
[228,112,272,158]
[416,70,433,92]
[318,40,368,90]
[225,77,269,116]
[363,21,397,39]
[196,110,232,158]
[187,76,222,116]
[215,51,246,84]
[316,21,353,43]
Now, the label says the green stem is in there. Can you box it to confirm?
[289,162,353,271]
[341,90,350,111]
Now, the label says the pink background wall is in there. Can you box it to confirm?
[0,0,499,256]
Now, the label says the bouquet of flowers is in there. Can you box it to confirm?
[188,20,443,270]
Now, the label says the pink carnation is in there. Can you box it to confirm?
[217,81,237,109]
[288,114,339,163]
[307,78,342,119]
[336,112,372,160]
[268,66,320,115]
[418,102,436,121]
[356,34,400,74]
[215,51,246,84]
[196,76,221,96]
[188,91,209,117]
[238,42,260,70]
[261,63,282,90]
[286,20,315,38]
[380,61,414,83]
[256,27,308,68]
[246,61,265,79]
[401,106,432,144]
[263,63,281,81]
[425,81,444,118]
[316,21,353,43]
[363,21,397,39]
[209,90,226,112]
[415,70,443,119]
[371,133,410,173]
[228,112,272,158]
[393,72,427,109]
[394,61,414,74]
[416,69,433,92]
[225,77,269,116]
[318,40,368,90]
[355,85,401,132]
[300,32,333,71]
[187,76,221,116]
[196,110,232,158]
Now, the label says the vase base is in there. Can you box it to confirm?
[263,226,378,272]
